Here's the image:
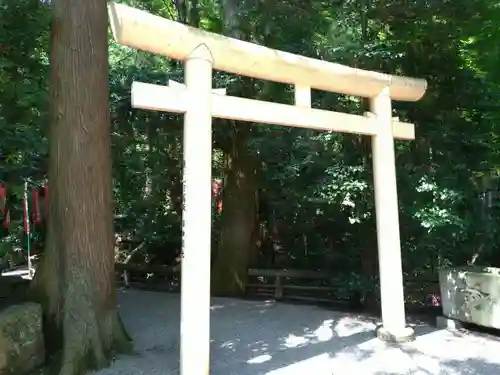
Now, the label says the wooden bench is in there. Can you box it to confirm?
[246,268,340,303]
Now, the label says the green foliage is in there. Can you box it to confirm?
[0,0,50,262]
[2,0,500,300]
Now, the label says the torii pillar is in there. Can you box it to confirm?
[180,45,214,375]
[371,87,414,342]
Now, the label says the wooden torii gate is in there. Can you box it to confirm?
[108,3,427,374]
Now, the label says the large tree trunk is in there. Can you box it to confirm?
[211,127,258,296]
[210,0,259,297]
[30,0,130,374]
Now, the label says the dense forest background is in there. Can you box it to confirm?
[2,0,500,308]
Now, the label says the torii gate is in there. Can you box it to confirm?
[108,3,427,374]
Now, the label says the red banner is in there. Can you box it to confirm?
[2,210,9,229]
[0,184,6,213]
[212,179,223,214]
[32,188,41,224]
[23,194,29,234]
[44,182,49,220]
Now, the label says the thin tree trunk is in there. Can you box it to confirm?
[189,0,200,27]
[30,0,130,374]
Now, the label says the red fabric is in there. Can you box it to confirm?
[212,181,221,196]
[33,188,41,224]
[212,179,223,214]
[2,210,9,229]
[44,183,49,220]
[0,184,6,212]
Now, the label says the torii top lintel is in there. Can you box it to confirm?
[108,2,427,102]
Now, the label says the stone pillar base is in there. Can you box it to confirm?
[436,316,464,331]
[375,325,415,343]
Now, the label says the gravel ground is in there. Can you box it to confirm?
[92,289,500,375]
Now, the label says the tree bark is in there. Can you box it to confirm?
[211,126,258,296]
[30,0,131,374]
[209,0,259,297]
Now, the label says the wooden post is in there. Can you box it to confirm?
[274,275,283,300]
[180,44,213,375]
[23,181,33,278]
[370,87,415,343]
[295,85,311,107]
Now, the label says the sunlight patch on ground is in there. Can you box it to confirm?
[90,290,500,375]
[266,353,333,375]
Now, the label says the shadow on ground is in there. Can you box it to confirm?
[90,290,500,375]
